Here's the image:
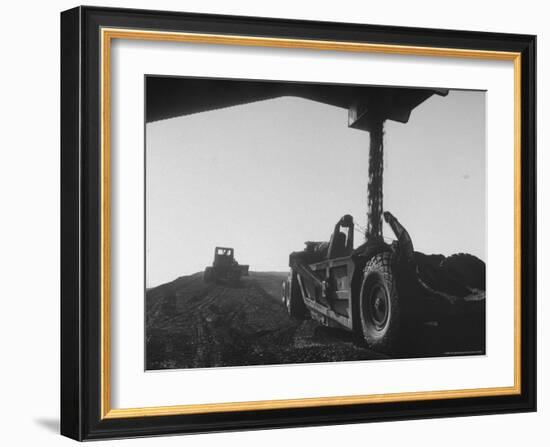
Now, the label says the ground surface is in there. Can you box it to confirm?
[146,271,484,370]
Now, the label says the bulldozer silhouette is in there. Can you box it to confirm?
[204,247,249,286]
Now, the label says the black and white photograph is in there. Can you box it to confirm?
[55,4,537,442]
[144,76,487,371]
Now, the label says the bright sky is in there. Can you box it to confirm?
[146,88,485,288]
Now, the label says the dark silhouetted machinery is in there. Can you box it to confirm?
[204,247,249,286]
[281,212,485,352]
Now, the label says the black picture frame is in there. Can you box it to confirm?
[61,5,536,441]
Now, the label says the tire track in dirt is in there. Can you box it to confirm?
[146,272,385,370]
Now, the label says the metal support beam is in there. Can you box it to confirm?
[366,120,384,240]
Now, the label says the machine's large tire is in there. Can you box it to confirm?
[440,253,485,290]
[359,251,401,352]
[281,280,288,305]
[285,269,307,319]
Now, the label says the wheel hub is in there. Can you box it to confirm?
[369,283,389,330]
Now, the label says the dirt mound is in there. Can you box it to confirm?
[145,271,385,370]
[146,271,484,370]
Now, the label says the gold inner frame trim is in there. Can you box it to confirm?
[100,27,522,420]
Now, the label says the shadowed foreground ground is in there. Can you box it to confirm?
[146,272,484,370]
